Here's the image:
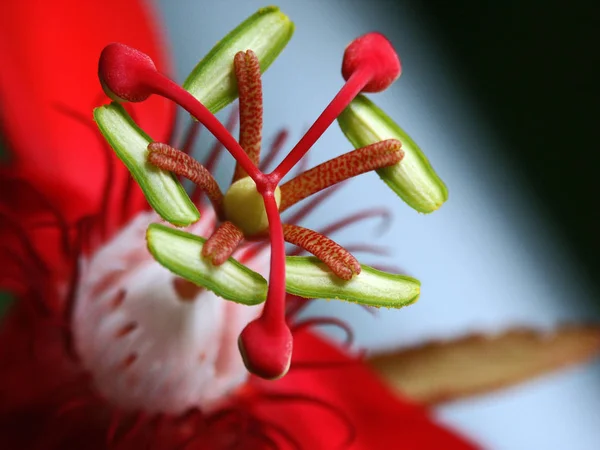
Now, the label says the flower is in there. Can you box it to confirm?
[94,6,443,381]
[0,1,479,448]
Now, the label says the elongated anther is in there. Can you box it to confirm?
[342,32,402,93]
[233,50,263,182]
[202,221,245,265]
[147,142,223,215]
[282,224,361,280]
[279,139,402,211]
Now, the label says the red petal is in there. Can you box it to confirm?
[0,0,175,295]
[0,0,175,227]
[249,330,479,449]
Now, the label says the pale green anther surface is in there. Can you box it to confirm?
[183,6,294,114]
[285,256,421,308]
[146,224,268,305]
[146,224,418,308]
[338,95,448,213]
[94,104,199,226]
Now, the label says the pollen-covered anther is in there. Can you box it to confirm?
[202,221,245,265]
[98,43,158,102]
[232,50,264,182]
[282,224,361,280]
[147,142,224,215]
[342,32,402,93]
[279,139,403,211]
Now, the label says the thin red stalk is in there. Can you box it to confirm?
[279,139,402,211]
[271,67,372,182]
[52,103,116,237]
[259,130,289,172]
[284,183,344,225]
[203,104,239,173]
[341,243,390,256]
[318,208,392,238]
[291,317,355,347]
[285,295,312,320]
[145,71,261,182]
[180,120,201,156]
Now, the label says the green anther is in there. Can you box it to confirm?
[338,95,448,213]
[285,256,420,309]
[147,223,267,305]
[94,103,200,226]
[183,6,294,114]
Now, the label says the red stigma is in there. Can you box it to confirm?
[98,43,157,102]
[342,32,402,93]
[239,318,293,379]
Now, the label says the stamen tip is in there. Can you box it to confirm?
[238,318,293,380]
[98,43,157,103]
[342,32,401,93]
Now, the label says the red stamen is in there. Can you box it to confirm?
[232,50,263,182]
[291,317,355,347]
[202,221,245,265]
[341,243,391,256]
[285,183,344,224]
[279,139,403,211]
[259,130,289,172]
[203,104,239,173]
[282,224,361,280]
[180,120,201,156]
[318,207,392,238]
[148,142,224,216]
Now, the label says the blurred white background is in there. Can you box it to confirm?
[155,0,600,448]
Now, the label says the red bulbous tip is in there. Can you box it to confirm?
[342,32,402,93]
[98,43,157,102]
[238,318,293,380]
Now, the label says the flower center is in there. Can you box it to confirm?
[223,177,281,236]
[72,210,268,414]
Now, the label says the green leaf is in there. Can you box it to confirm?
[183,6,294,114]
[285,256,420,308]
[146,223,267,305]
[337,95,448,213]
[94,103,199,226]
